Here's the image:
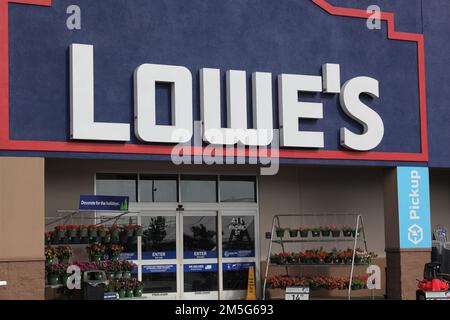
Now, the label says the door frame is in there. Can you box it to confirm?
[128,202,260,300]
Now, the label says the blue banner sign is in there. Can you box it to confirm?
[397,167,432,249]
[223,249,255,258]
[184,264,217,273]
[223,262,255,272]
[79,195,129,211]
[119,252,137,261]
[143,251,176,260]
[142,265,177,274]
[184,250,217,259]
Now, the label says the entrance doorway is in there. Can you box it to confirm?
[132,208,258,300]
[95,174,259,300]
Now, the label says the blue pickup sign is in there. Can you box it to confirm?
[79,195,129,211]
[397,167,432,249]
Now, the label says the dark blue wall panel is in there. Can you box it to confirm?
[2,0,446,166]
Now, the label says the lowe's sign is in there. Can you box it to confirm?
[397,167,431,249]
[2,0,439,165]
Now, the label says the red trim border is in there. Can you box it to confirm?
[0,0,429,162]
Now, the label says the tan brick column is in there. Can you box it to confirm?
[383,168,431,300]
[0,157,45,300]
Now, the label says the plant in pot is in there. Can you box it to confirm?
[330,225,340,237]
[106,244,124,260]
[103,230,111,244]
[97,225,107,238]
[133,278,144,297]
[45,232,54,245]
[54,225,66,240]
[117,279,126,299]
[327,249,340,264]
[121,260,136,279]
[46,263,68,286]
[342,225,354,237]
[110,260,123,279]
[86,243,105,262]
[79,225,89,239]
[45,264,60,286]
[123,224,136,237]
[320,225,331,237]
[275,227,285,238]
[125,279,134,298]
[134,225,143,237]
[45,246,57,266]
[270,254,281,265]
[298,227,309,238]
[288,228,298,238]
[65,225,78,238]
[310,227,321,237]
[110,225,121,239]
[56,245,73,264]
[88,225,98,239]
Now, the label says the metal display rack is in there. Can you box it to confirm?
[262,214,371,300]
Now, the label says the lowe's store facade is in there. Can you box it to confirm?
[1,0,450,300]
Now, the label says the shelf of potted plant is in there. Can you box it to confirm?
[263,214,370,300]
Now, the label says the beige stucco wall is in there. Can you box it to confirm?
[0,157,44,260]
[0,157,45,300]
[430,169,450,229]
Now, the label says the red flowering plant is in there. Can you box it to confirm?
[88,225,98,238]
[319,225,331,237]
[97,225,108,237]
[72,261,98,272]
[110,224,121,237]
[65,225,78,238]
[121,260,137,273]
[329,224,341,237]
[342,225,354,237]
[54,225,66,239]
[45,231,54,244]
[46,262,69,276]
[123,224,138,237]
[265,275,368,290]
[79,225,89,238]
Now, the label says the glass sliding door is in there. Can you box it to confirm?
[181,211,219,300]
[220,211,258,300]
[139,211,179,299]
